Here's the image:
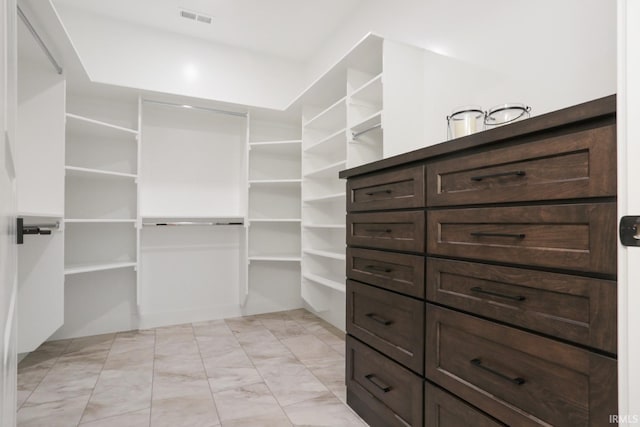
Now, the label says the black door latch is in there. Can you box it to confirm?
[620,216,640,247]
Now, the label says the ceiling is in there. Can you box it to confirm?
[52,0,363,62]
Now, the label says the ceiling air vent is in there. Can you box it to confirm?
[179,8,212,24]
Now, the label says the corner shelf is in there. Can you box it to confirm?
[303,249,345,261]
[303,273,345,293]
[350,111,382,135]
[65,166,138,180]
[64,261,137,276]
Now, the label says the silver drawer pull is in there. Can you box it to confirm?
[470,287,526,301]
[364,374,392,392]
[470,358,525,385]
[470,232,526,239]
[470,170,526,181]
[364,265,393,273]
[365,313,393,326]
[365,189,392,196]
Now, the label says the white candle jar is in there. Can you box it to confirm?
[484,103,531,128]
[447,106,484,140]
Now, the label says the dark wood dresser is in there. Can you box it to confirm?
[340,95,618,427]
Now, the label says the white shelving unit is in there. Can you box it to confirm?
[64,261,138,276]
[246,111,302,309]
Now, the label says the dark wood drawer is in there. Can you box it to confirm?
[347,280,424,373]
[347,248,425,299]
[346,336,423,427]
[426,304,617,427]
[427,203,616,275]
[347,165,425,212]
[425,383,506,427]
[347,211,425,253]
[426,125,616,206]
[426,258,617,353]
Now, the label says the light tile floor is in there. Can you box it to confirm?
[17,309,367,427]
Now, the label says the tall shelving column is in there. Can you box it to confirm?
[57,111,139,338]
[246,113,303,311]
[301,94,348,315]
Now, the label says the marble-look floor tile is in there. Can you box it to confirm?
[280,335,342,363]
[151,394,220,427]
[220,407,292,427]
[25,361,104,404]
[152,372,211,401]
[79,408,151,427]
[64,334,115,357]
[282,393,366,427]
[225,317,266,334]
[193,319,234,338]
[213,383,281,422]
[261,367,329,407]
[201,347,254,373]
[259,318,308,340]
[207,366,263,393]
[18,394,90,427]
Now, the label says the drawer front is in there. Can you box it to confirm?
[426,305,617,427]
[427,203,616,275]
[347,248,425,298]
[425,383,506,427]
[348,211,425,253]
[426,125,616,206]
[347,165,425,212]
[347,280,424,373]
[346,336,423,427]
[426,258,617,353]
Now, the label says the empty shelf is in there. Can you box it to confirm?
[249,140,302,147]
[65,219,136,224]
[303,273,345,292]
[304,128,347,154]
[303,97,347,130]
[249,255,302,262]
[303,192,345,203]
[304,161,347,178]
[303,249,345,261]
[303,224,346,229]
[249,179,302,185]
[66,113,138,136]
[350,111,382,134]
[249,218,301,223]
[65,166,138,179]
[64,261,137,275]
[351,73,383,105]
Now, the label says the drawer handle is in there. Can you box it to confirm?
[470,232,526,239]
[470,170,526,181]
[470,358,525,386]
[365,228,393,233]
[364,374,392,392]
[365,313,393,326]
[470,287,526,301]
[364,265,393,273]
[365,189,392,196]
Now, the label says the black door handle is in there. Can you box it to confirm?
[17,218,58,244]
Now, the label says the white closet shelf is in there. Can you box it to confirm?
[64,261,137,275]
[303,273,345,293]
[18,211,63,218]
[303,223,346,229]
[304,160,347,179]
[249,218,301,223]
[303,192,346,203]
[65,219,136,224]
[66,113,138,136]
[303,249,346,261]
[248,179,302,185]
[303,96,347,130]
[249,140,302,147]
[350,111,383,134]
[249,255,302,262]
[65,166,138,180]
[350,73,383,105]
[304,128,347,154]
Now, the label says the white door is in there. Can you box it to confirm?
[617,0,640,423]
[0,0,17,425]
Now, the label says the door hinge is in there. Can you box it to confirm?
[620,216,640,246]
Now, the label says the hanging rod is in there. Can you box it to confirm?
[352,123,382,140]
[17,5,63,75]
[142,221,244,227]
[142,99,248,118]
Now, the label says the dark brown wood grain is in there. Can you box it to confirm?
[426,258,617,353]
[339,94,615,179]
[347,211,425,253]
[425,383,506,427]
[347,248,425,299]
[346,336,424,427]
[346,280,424,373]
[347,165,425,211]
[425,304,618,427]
[426,124,616,206]
[427,203,617,275]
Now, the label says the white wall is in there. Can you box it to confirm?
[53,4,307,109]
[308,0,616,147]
